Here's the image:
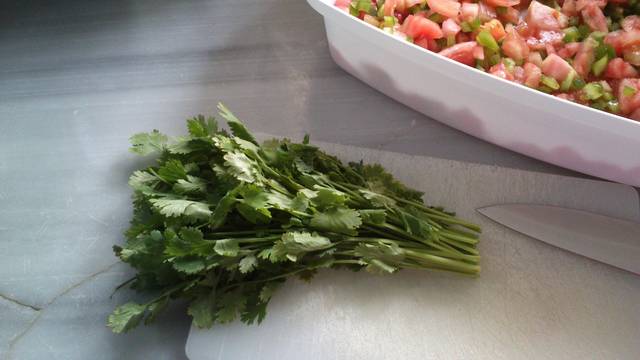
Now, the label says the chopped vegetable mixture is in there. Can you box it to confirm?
[337,0,640,120]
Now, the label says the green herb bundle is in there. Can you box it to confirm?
[108,104,481,333]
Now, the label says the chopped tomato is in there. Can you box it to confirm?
[335,0,351,11]
[573,38,597,78]
[557,42,581,58]
[498,6,520,24]
[541,53,575,81]
[620,29,640,49]
[526,30,564,50]
[483,19,507,40]
[523,62,543,87]
[526,1,568,31]
[442,18,462,36]
[502,27,530,61]
[514,65,526,83]
[473,45,485,60]
[630,107,640,120]
[605,30,626,55]
[384,0,398,16]
[622,15,640,32]
[605,58,640,78]
[562,0,578,17]
[528,51,544,67]
[401,15,444,39]
[439,41,478,65]
[427,0,461,18]
[486,0,520,7]
[581,3,609,33]
[490,62,515,80]
[478,2,498,22]
[575,0,607,11]
[617,78,640,114]
[460,3,479,22]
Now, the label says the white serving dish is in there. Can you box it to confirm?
[307,0,640,187]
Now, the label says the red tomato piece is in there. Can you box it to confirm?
[460,3,479,22]
[630,107,640,121]
[526,30,564,50]
[490,62,516,80]
[604,58,640,78]
[523,62,542,87]
[473,45,485,60]
[581,3,609,33]
[620,29,640,49]
[502,27,530,61]
[486,0,520,6]
[575,0,607,11]
[427,0,461,18]
[528,51,544,67]
[562,0,578,17]
[401,15,444,39]
[483,19,507,40]
[605,30,626,56]
[498,6,520,24]
[442,18,462,37]
[384,0,399,16]
[541,53,575,81]
[622,15,640,32]
[335,0,351,10]
[617,79,640,114]
[573,38,597,78]
[439,41,478,65]
[526,1,569,31]
[557,42,581,59]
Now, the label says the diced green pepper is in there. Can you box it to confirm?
[583,82,604,100]
[560,70,576,92]
[429,13,444,23]
[496,6,507,15]
[384,16,396,27]
[563,27,580,43]
[578,25,591,39]
[477,30,500,52]
[406,36,414,43]
[602,91,614,101]
[607,100,620,113]
[623,85,637,97]
[592,56,609,77]
[460,21,472,33]
[568,16,579,27]
[489,52,501,66]
[541,75,560,91]
[470,18,481,31]
[447,35,455,47]
[591,100,607,110]
[538,85,554,93]
[352,0,371,12]
[590,31,607,42]
[572,77,586,90]
[503,58,516,72]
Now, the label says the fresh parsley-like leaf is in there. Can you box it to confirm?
[214,239,240,257]
[310,207,362,235]
[239,255,258,274]
[217,102,258,145]
[108,302,147,333]
[130,130,168,156]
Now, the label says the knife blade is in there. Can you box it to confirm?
[477,204,640,274]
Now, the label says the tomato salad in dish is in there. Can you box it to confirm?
[336,0,640,121]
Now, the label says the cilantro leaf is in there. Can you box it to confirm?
[217,102,258,145]
[216,290,247,323]
[130,130,168,156]
[214,239,240,257]
[108,302,147,333]
[128,170,159,194]
[145,297,169,325]
[174,175,207,194]
[273,232,332,262]
[310,207,362,235]
[173,257,207,274]
[189,293,217,329]
[187,115,218,137]
[238,255,258,274]
[158,159,188,183]
[150,198,212,219]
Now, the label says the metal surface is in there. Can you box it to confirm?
[478,204,640,274]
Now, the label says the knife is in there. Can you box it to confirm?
[477,204,640,274]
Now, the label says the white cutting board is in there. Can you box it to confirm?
[186,142,640,360]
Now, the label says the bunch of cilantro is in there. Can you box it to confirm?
[108,104,481,333]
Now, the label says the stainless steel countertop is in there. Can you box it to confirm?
[0,0,575,359]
